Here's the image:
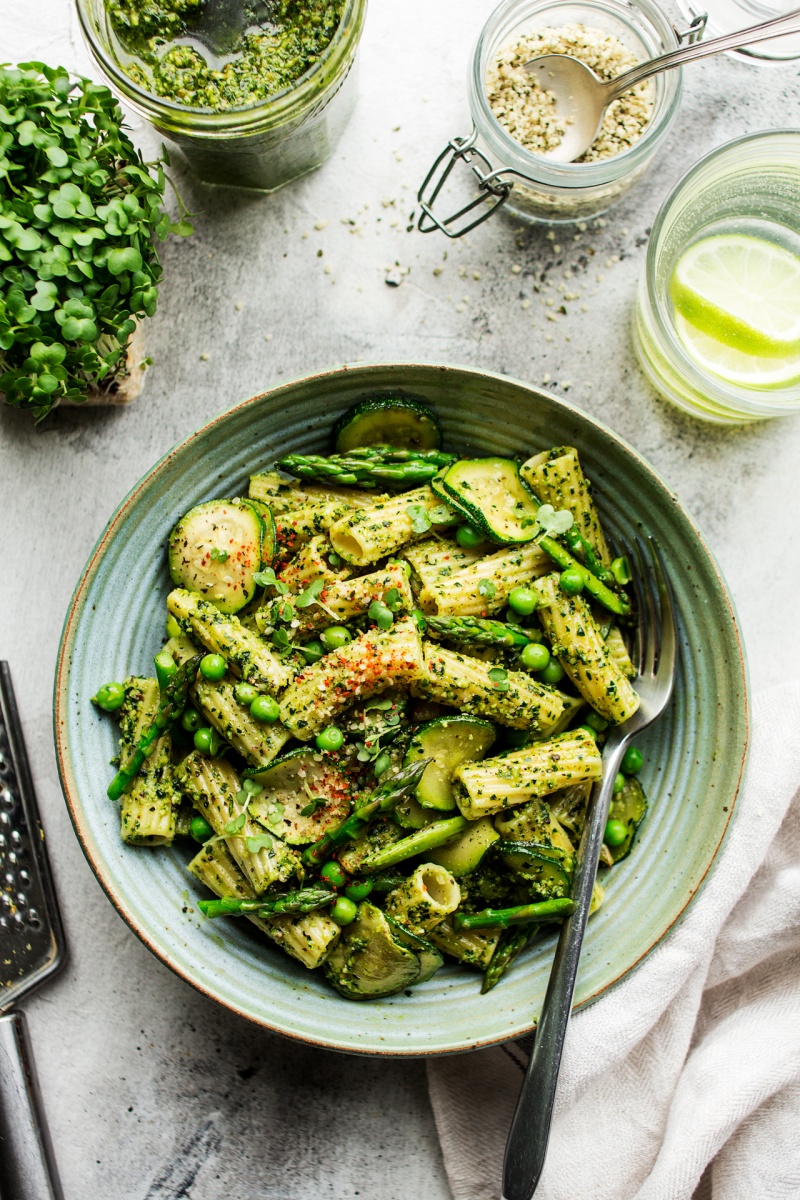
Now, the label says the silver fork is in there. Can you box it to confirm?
[502,537,677,1200]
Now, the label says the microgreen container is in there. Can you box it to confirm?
[76,0,367,193]
[417,0,687,233]
[634,130,800,424]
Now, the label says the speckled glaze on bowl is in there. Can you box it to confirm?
[54,363,749,1056]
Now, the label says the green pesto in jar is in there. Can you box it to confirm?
[107,0,345,111]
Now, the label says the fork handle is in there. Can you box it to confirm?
[502,743,626,1200]
[0,1011,64,1200]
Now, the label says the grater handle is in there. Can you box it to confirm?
[0,1011,64,1200]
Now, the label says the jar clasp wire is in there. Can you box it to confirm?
[673,11,708,44]
[417,126,513,237]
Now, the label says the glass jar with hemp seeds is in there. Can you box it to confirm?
[418,0,691,233]
[76,0,367,192]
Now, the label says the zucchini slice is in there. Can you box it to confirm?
[334,395,442,453]
[495,840,572,899]
[427,816,499,876]
[238,497,276,567]
[324,902,421,999]
[244,748,352,846]
[168,500,263,614]
[393,794,441,830]
[441,458,542,545]
[606,776,647,863]
[405,716,496,811]
[384,915,444,983]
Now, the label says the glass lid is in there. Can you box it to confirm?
[677,0,800,61]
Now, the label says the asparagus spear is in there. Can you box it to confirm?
[276,449,455,489]
[107,655,202,802]
[367,871,407,893]
[301,759,431,868]
[425,615,532,649]
[336,446,455,465]
[453,897,574,931]
[539,535,629,616]
[481,923,539,994]
[562,526,616,588]
[360,815,468,873]
[198,887,335,920]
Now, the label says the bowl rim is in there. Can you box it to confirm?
[53,360,750,1056]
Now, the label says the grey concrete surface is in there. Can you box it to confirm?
[2,1,800,1196]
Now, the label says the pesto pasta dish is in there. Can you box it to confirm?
[92,394,648,1000]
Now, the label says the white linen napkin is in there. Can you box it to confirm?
[427,682,800,1200]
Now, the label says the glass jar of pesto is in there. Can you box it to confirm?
[76,0,367,192]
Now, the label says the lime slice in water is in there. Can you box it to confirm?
[674,312,800,389]
[670,233,800,360]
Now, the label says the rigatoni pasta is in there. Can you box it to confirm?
[533,574,639,724]
[94,396,649,1003]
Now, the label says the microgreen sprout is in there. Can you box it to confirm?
[246,833,274,853]
[295,578,325,608]
[534,504,574,540]
[407,504,432,535]
[300,795,327,817]
[254,567,289,595]
[488,666,510,692]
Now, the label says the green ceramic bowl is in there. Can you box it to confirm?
[54,363,748,1056]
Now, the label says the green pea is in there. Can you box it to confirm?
[189,815,214,844]
[576,724,598,742]
[331,896,358,926]
[508,585,537,616]
[505,606,524,626]
[611,555,633,586]
[622,746,643,775]
[368,601,394,631]
[316,726,344,751]
[181,706,202,733]
[604,819,628,847]
[234,681,259,706]
[538,659,565,686]
[559,567,585,596]
[91,681,125,712]
[520,642,550,672]
[585,711,609,733]
[250,695,280,724]
[199,653,227,681]
[165,614,183,639]
[411,608,427,634]
[320,861,347,888]
[373,753,392,778]
[613,772,626,794]
[320,626,352,651]
[456,523,485,549]
[328,550,344,568]
[344,880,372,902]
[193,727,215,754]
[301,639,325,664]
[154,649,177,690]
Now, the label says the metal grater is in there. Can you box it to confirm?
[0,662,66,1200]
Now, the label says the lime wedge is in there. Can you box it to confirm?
[670,233,800,359]
[674,312,800,389]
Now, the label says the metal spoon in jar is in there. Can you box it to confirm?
[524,5,800,163]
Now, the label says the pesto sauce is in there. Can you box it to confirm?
[107,0,345,111]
